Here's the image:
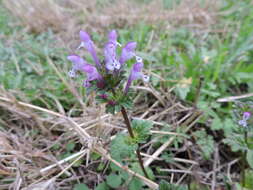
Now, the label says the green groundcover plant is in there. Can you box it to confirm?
[68,30,156,188]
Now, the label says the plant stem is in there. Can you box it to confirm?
[242,130,248,187]
[121,106,149,179]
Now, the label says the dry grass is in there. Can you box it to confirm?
[3,0,220,44]
[2,0,67,33]
[0,73,200,189]
[0,1,239,189]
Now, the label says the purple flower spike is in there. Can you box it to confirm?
[83,64,102,81]
[108,30,117,44]
[67,55,87,71]
[124,56,149,93]
[79,30,101,68]
[238,111,251,128]
[68,54,103,86]
[82,64,103,88]
[243,112,251,120]
[104,42,120,71]
[119,42,137,65]
[67,55,87,78]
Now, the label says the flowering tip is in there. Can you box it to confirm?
[106,59,121,71]
[83,64,95,73]
[238,120,247,127]
[80,30,91,42]
[67,54,87,71]
[79,31,101,68]
[119,41,137,64]
[133,61,143,72]
[104,42,117,58]
[238,111,251,128]
[108,30,117,43]
[125,41,137,51]
[243,112,251,120]
[67,54,82,63]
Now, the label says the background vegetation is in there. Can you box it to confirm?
[0,0,253,189]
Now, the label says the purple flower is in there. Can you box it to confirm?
[119,42,137,65]
[78,31,101,68]
[68,30,145,91]
[67,55,102,87]
[238,111,251,128]
[67,55,87,77]
[108,30,117,45]
[104,42,120,71]
[124,56,149,93]
[243,112,251,120]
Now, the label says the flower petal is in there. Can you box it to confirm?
[119,41,137,65]
[243,112,251,120]
[67,54,87,71]
[104,42,121,71]
[238,119,247,127]
[124,57,148,93]
[132,57,143,72]
[142,74,149,82]
[82,64,102,81]
[83,80,91,87]
[104,42,117,63]
[108,30,117,44]
[68,54,103,82]
[68,69,76,78]
[79,30,101,68]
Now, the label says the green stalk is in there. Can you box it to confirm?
[121,106,149,179]
[242,130,248,187]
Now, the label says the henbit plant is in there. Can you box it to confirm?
[223,101,253,187]
[67,30,150,179]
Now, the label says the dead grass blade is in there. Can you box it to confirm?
[144,110,203,167]
[0,96,158,189]
[3,0,220,43]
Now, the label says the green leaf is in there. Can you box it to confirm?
[245,169,253,189]
[247,150,253,169]
[110,133,137,161]
[175,85,190,100]
[72,158,83,167]
[129,177,143,190]
[159,180,172,190]
[106,174,122,188]
[95,182,110,190]
[110,162,122,172]
[223,118,237,136]
[193,130,214,160]
[159,180,188,190]
[146,167,155,180]
[130,163,154,180]
[66,142,75,152]
[132,119,152,143]
[211,117,223,130]
[74,183,90,190]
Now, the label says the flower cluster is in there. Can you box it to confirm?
[67,30,148,113]
[238,111,251,128]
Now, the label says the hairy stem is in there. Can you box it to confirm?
[121,106,149,179]
[242,130,248,187]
